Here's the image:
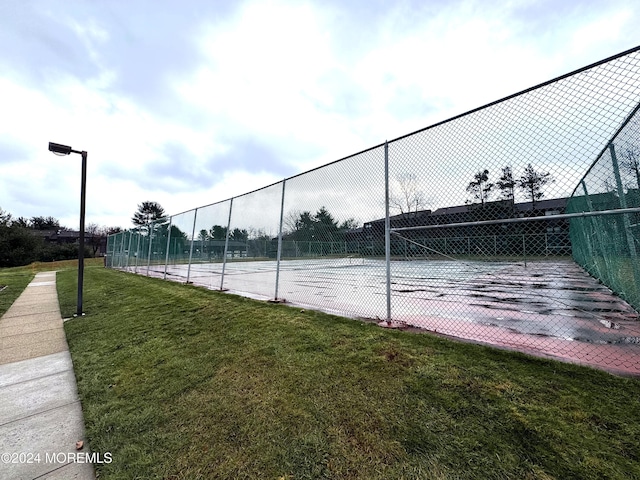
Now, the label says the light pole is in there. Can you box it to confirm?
[48,142,87,317]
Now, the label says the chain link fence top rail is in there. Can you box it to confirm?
[108,46,640,375]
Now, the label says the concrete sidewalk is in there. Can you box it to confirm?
[0,271,94,480]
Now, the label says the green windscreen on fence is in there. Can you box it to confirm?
[567,103,640,311]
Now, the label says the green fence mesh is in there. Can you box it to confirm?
[567,103,640,311]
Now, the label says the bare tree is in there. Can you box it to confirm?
[283,210,302,235]
[518,164,553,210]
[389,173,429,217]
[85,223,103,255]
[619,145,640,190]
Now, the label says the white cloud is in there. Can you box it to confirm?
[175,0,353,163]
[0,0,639,231]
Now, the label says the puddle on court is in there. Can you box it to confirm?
[392,260,639,344]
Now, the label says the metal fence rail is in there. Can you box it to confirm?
[107,46,640,375]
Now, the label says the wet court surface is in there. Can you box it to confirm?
[132,258,640,375]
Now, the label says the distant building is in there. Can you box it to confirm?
[345,197,571,257]
[28,229,107,255]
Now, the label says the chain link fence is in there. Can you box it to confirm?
[567,104,640,311]
[107,47,640,375]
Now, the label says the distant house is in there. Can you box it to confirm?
[345,197,571,257]
[28,229,107,255]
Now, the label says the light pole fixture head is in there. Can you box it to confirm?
[48,142,73,155]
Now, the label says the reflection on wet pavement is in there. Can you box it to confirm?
[390,260,639,345]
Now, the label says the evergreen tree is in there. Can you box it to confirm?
[13,217,29,228]
[496,166,516,201]
[209,225,228,240]
[314,207,340,241]
[287,207,355,243]
[132,201,166,231]
[518,164,553,210]
[466,169,493,206]
[230,228,249,242]
[0,208,11,226]
[30,216,61,230]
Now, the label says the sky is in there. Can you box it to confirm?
[0,0,639,231]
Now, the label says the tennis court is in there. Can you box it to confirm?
[125,257,640,375]
[109,47,640,375]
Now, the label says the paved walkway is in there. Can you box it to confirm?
[0,271,94,480]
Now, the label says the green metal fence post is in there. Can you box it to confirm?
[186,208,198,284]
[163,217,173,280]
[220,199,233,290]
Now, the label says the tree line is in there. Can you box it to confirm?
[386,164,554,220]
[130,202,252,244]
[198,226,249,242]
[124,164,552,254]
[130,201,359,245]
[0,208,121,267]
[284,207,358,242]
[466,164,553,210]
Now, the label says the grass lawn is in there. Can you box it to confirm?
[0,270,33,317]
[0,258,104,317]
[59,267,640,480]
